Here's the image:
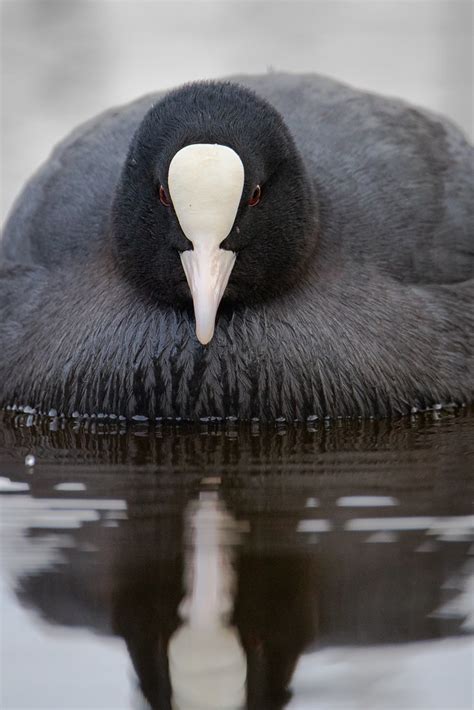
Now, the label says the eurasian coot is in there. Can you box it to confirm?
[1,74,472,420]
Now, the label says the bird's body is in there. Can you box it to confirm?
[1,73,473,420]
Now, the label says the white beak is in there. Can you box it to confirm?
[168,144,245,345]
[180,246,236,345]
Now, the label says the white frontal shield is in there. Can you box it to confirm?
[168,143,244,345]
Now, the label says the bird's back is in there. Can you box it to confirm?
[241,73,473,286]
[1,95,152,267]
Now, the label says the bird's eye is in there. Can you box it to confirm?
[248,185,261,207]
[159,185,171,207]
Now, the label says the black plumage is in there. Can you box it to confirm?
[1,73,473,419]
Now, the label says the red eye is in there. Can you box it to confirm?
[248,185,261,207]
[159,185,171,207]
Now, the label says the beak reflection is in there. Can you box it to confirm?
[168,492,246,709]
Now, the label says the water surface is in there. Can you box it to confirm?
[1,410,473,709]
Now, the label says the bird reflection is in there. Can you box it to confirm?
[2,411,472,709]
[5,481,323,709]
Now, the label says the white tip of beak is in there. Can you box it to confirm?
[168,144,244,344]
[180,246,236,344]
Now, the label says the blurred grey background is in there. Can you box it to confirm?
[1,0,473,223]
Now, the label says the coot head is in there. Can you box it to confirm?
[112,81,318,344]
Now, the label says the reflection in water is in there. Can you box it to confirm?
[0,411,473,708]
[169,492,245,709]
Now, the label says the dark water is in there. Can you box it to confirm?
[1,409,473,709]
